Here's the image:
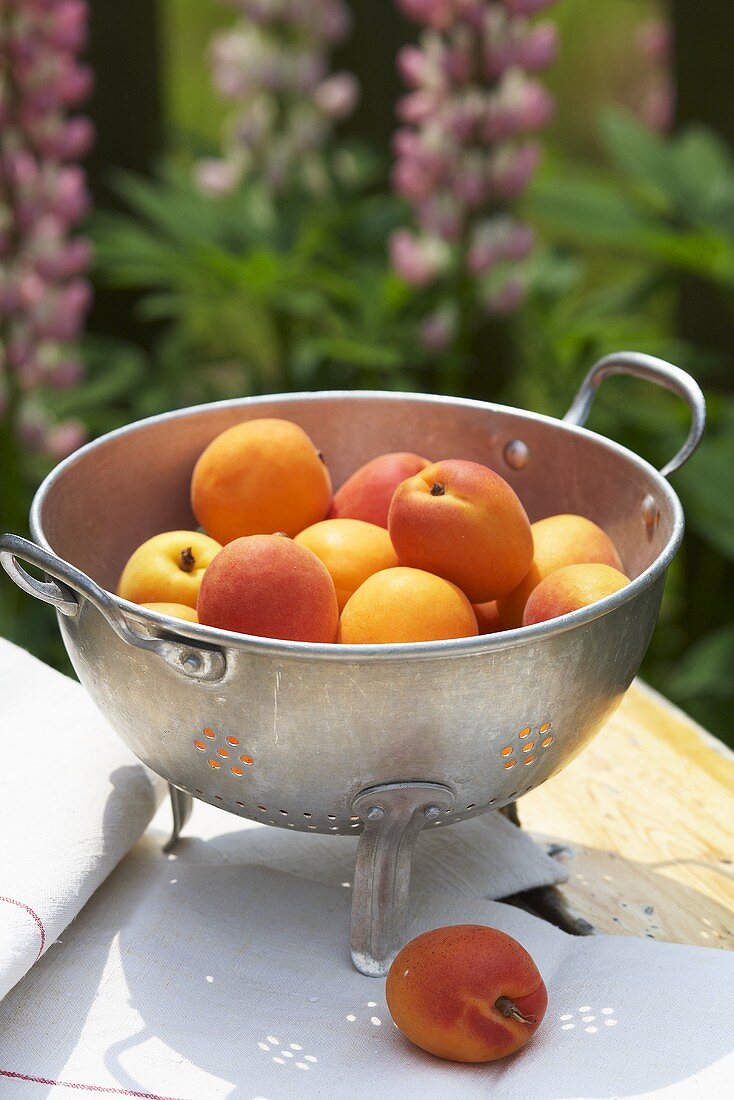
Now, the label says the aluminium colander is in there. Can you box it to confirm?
[0,352,706,975]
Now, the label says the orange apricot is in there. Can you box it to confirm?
[191,418,332,543]
[294,518,399,611]
[498,514,625,628]
[386,924,547,1062]
[329,451,430,528]
[388,459,533,603]
[117,531,222,609]
[522,562,630,626]
[197,534,339,642]
[140,602,199,623]
[338,567,477,644]
[472,600,504,634]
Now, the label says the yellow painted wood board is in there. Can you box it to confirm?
[519,680,734,950]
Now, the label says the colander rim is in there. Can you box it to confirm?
[30,388,684,663]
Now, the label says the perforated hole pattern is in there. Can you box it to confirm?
[184,720,557,827]
[193,726,256,780]
[500,722,554,771]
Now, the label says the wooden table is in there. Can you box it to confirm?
[515,680,734,950]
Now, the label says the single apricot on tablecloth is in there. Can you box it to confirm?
[386,924,547,1062]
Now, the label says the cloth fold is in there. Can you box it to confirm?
[0,639,165,1001]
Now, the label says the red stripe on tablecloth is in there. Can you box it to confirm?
[0,1068,187,1099]
[0,896,46,959]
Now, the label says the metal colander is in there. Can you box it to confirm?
[0,352,706,974]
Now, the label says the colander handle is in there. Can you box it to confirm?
[0,534,226,683]
[563,351,706,478]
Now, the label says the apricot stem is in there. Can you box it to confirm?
[495,996,534,1024]
[179,547,196,573]
[430,482,446,496]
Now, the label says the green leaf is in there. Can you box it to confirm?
[670,126,734,219]
[304,336,403,370]
[666,624,734,699]
[528,176,654,247]
[675,434,734,560]
[598,109,674,207]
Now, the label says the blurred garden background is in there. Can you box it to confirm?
[1,0,732,742]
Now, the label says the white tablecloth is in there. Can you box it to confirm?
[2,638,732,1098]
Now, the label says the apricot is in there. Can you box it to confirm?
[294,518,399,611]
[388,459,533,603]
[472,600,503,634]
[523,562,630,626]
[191,418,332,543]
[117,531,222,609]
[329,451,430,528]
[197,534,338,642]
[386,925,547,1063]
[338,567,477,644]
[498,514,625,628]
[141,602,199,623]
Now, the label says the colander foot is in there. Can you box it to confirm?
[500,801,520,827]
[349,781,454,976]
[162,784,194,853]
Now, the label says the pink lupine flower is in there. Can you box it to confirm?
[194,158,243,197]
[200,0,359,196]
[45,418,86,458]
[420,302,458,349]
[313,72,360,119]
[518,23,558,72]
[389,229,451,286]
[502,0,556,16]
[1,0,93,459]
[391,0,556,323]
[483,275,526,314]
[634,16,674,134]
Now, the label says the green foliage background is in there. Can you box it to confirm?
[1,0,732,744]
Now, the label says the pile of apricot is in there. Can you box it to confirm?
[117,417,629,643]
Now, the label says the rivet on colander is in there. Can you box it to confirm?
[503,439,530,470]
[641,493,659,527]
[182,654,201,672]
[367,806,385,822]
[424,805,441,821]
